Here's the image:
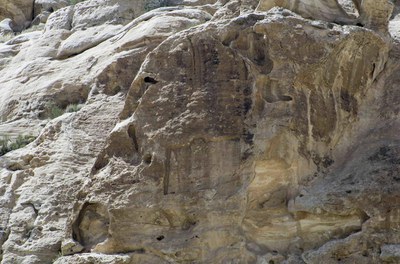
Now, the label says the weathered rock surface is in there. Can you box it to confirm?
[0,19,15,35]
[257,0,394,34]
[0,0,399,263]
[0,0,34,31]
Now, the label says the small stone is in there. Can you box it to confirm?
[61,239,84,256]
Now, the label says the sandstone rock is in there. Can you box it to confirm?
[70,0,163,30]
[61,239,84,256]
[70,0,136,29]
[359,0,394,34]
[45,6,74,31]
[0,6,212,262]
[0,0,399,263]
[90,9,391,262]
[34,0,70,17]
[257,0,357,24]
[56,24,123,59]
[4,31,42,45]
[45,0,189,32]
[257,0,394,34]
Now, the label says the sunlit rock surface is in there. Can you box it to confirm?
[0,0,399,263]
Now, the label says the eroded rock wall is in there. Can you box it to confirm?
[0,0,399,263]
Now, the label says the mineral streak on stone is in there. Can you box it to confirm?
[0,0,399,263]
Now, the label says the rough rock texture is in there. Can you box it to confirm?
[0,0,183,33]
[257,0,394,34]
[0,0,34,30]
[257,0,358,24]
[0,0,399,263]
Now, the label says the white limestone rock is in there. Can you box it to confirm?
[56,24,123,58]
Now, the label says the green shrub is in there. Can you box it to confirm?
[46,102,83,119]
[0,136,10,155]
[48,104,65,119]
[0,135,36,156]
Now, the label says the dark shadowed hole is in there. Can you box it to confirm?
[370,63,376,78]
[143,154,152,165]
[144,77,158,84]
[156,235,165,241]
[279,95,293,101]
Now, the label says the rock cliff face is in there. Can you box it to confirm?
[0,0,399,263]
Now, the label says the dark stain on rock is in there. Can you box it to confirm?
[340,90,358,114]
[368,146,400,165]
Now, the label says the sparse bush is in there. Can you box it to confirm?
[48,104,65,119]
[0,135,36,156]
[0,136,10,155]
[46,102,83,119]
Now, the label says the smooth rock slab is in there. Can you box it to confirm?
[57,24,123,59]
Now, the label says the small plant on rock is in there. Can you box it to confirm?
[46,102,83,119]
[0,135,36,156]
[0,136,10,155]
[48,104,65,119]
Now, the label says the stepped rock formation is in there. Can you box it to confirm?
[0,0,399,263]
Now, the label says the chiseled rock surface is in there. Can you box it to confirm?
[0,0,399,263]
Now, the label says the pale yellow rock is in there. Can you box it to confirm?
[61,239,84,256]
[0,1,399,263]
